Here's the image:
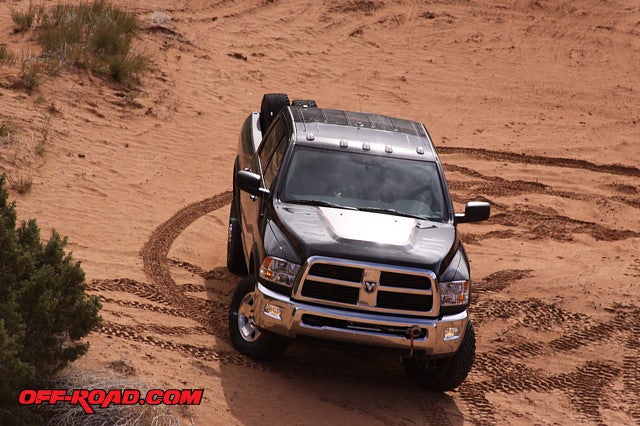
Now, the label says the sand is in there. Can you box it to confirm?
[1,0,639,424]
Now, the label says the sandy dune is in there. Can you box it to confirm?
[2,0,639,424]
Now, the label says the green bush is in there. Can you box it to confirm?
[37,0,148,85]
[0,175,101,424]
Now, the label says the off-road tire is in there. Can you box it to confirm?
[260,93,290,132]
[226,187,246,275]
[291,99,317,108]
[228,276,289,360]
[402,321,476,392]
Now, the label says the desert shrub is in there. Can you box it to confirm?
[0,122,15,138]
[0,174,101,424]
[37,0,148,85]
[8,175,34,195]
[107,52,149,83]
[47,101,61,115]
[35,142,46,156]
[20,60,42,92]
[0,44,16,63]
[11,2,42,33]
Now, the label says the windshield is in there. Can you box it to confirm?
[281,146,448,222]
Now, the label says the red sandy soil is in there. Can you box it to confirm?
[1,0,639,424]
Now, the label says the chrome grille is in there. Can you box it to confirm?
[301,280,359,304]
[308,263,362,283]
[379,271,430,289]
[377,291,432,311]
[295,256,437,316]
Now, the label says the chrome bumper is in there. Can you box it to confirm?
[253,282,469,356]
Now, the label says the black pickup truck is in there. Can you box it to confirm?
[227,94,490,391]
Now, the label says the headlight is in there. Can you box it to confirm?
[439,280,469,306]
[259,256,300,287]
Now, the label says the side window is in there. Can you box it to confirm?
[264,134,289,187]
[258,116,286,171]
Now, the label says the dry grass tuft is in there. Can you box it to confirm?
[0,44,16,63]
[38,369,180,425]
[21,61,42,91]
[148,10,172,26]
[9,174,34,194]
[0,122,17,147]
[11,2,44,33]
[37,0,149,86]
[35,141,46,156]
[107,357,136,376]
[0,122,16,139]
[47,101,61,115]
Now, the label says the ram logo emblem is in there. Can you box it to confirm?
[364,281,377,293]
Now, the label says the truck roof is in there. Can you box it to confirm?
[288,106,438,162]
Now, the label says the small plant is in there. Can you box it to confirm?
[35,141,46,156]
[149,10,172,26]
[0,122,15,138]
[21,60,42,92]
[0,44,16,63]
[11,2,41,33]
[123,89,141,104]
[107,53,149,85]
[40,113,52,143]
[0,122,17,147]
[44,59,63,76]
[9,174,33,194]
[47,101,61,115]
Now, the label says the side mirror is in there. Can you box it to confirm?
[455,201,490,224]
[236,170,270,197]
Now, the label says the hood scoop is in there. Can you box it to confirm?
[319,207,415,245]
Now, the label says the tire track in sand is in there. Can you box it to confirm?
[439,146,640,178]
[91,192,248,367]
[137,191,235,341]
[140,191,233,301]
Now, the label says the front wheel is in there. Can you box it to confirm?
[226,191,247,275]
[228,276,289,360]
[402,321,476,392]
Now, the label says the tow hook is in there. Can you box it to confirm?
[407,325,421,358]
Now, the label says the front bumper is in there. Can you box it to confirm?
[253,282,469,356]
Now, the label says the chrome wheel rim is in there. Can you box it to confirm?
[237,292,261,342]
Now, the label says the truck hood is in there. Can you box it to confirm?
[272,202,457,273]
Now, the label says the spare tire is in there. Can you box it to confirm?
[291,99,317,108]
[260,93,290,132]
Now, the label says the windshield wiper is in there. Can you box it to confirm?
[284,199,357,210]
[355,207,428,221]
